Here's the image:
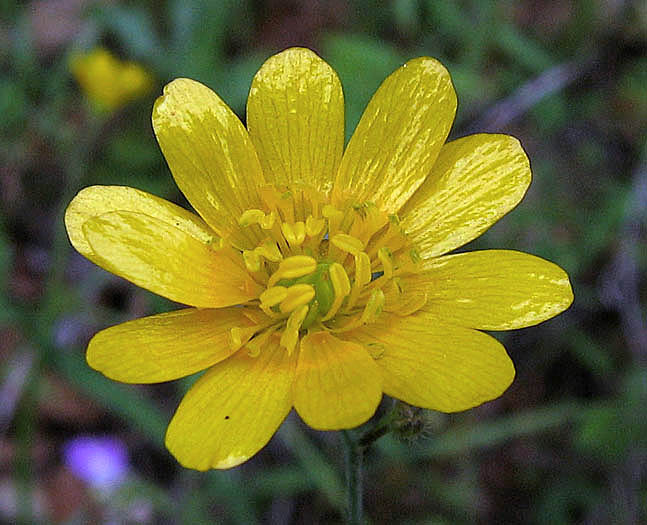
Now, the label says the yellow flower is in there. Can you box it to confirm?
[70,48,153,112]
[65,48,573,470]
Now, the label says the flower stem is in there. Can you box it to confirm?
[342,430,363,524]
[340,399,404,523]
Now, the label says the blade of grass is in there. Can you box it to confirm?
[425,402,584,458]
[278,418,345,511]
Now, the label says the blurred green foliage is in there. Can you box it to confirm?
[1,0,645,523]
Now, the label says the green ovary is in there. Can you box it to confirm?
[279,262,335,328]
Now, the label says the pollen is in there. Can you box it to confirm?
[237,184,426,353]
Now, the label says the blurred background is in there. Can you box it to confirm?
[1,0,646,523]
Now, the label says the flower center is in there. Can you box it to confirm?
[230,184,426,355]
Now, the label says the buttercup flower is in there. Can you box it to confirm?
[70,48,153,112]
[65,48,573,470]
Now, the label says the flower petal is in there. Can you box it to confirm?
[82,210,262,307]
[65,185,217,262]
[152,78,265,248]
[247,48,344,194]
[344,314,515,412]
[403,250,573,330]
[165,335,296,470]
[87,307,263,383]
[293,331,382,430]
[333,57,456,213]
[401,134,531,258]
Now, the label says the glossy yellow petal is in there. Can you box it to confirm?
[403,250,573,330]
[87,307,262,383]
[153,78,265,248]
[344,314,515,412]
[82,210,262,307]
[401,134,531,258]
[333,57,456,213]
[166,335,296,470]
[294,331,382,430]
[65,185,217,262]
[247,48,344,194]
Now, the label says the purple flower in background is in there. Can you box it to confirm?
[63,436,129,490]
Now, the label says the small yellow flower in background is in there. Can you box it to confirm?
[65,48,573,470]
[70,48,153,112]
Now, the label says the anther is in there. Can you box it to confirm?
[254,240,282,262]
[239,209,265,227]
[321,263,351,321]
[259,212,275,230]
[229,327,243,350]
[280,304,309,354]
[268,255,317,286]
[281,221,306,248]
[322,204,343,233]
[331,233,364,256]
[279,284,315,313]
[239,209,275,230]
[331,288,385,333]
[395,291,428,316]
[305,215,325,237]
[260,286,288,307]
[245,327,277,357]
[359,288,385,325]
[346,251,372,310]
[242,250,262,272]
[229,326,257,351]
[377,247,394,279]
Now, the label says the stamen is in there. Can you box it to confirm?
[280,304,309,354]
[243,250,262,272]
[254,240,282,262]
[268,218,289,253]
[394,291,428,316]
[331,233,364,256]
[392,250,422,277]
[305,215,325,237]
[346,251,372,310]
[322,204,343,234]
[260,286,288,307]
[321,263,351,321]
[268,255,317,286]
[259,186,281,214]
[278,190,296,223]
[281,221,306,248]
[349,203,387,244]
[239,209,265,227]
[367,214,407,258]
[279,284,315,313]
[259,212,276,230]
[241,308,270,325]
[238,184,424,339]
[229,326,256,351]
[246,327,277,357]
[331,288,385,333]
[359,288,385,325]
[377,247,394,279]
